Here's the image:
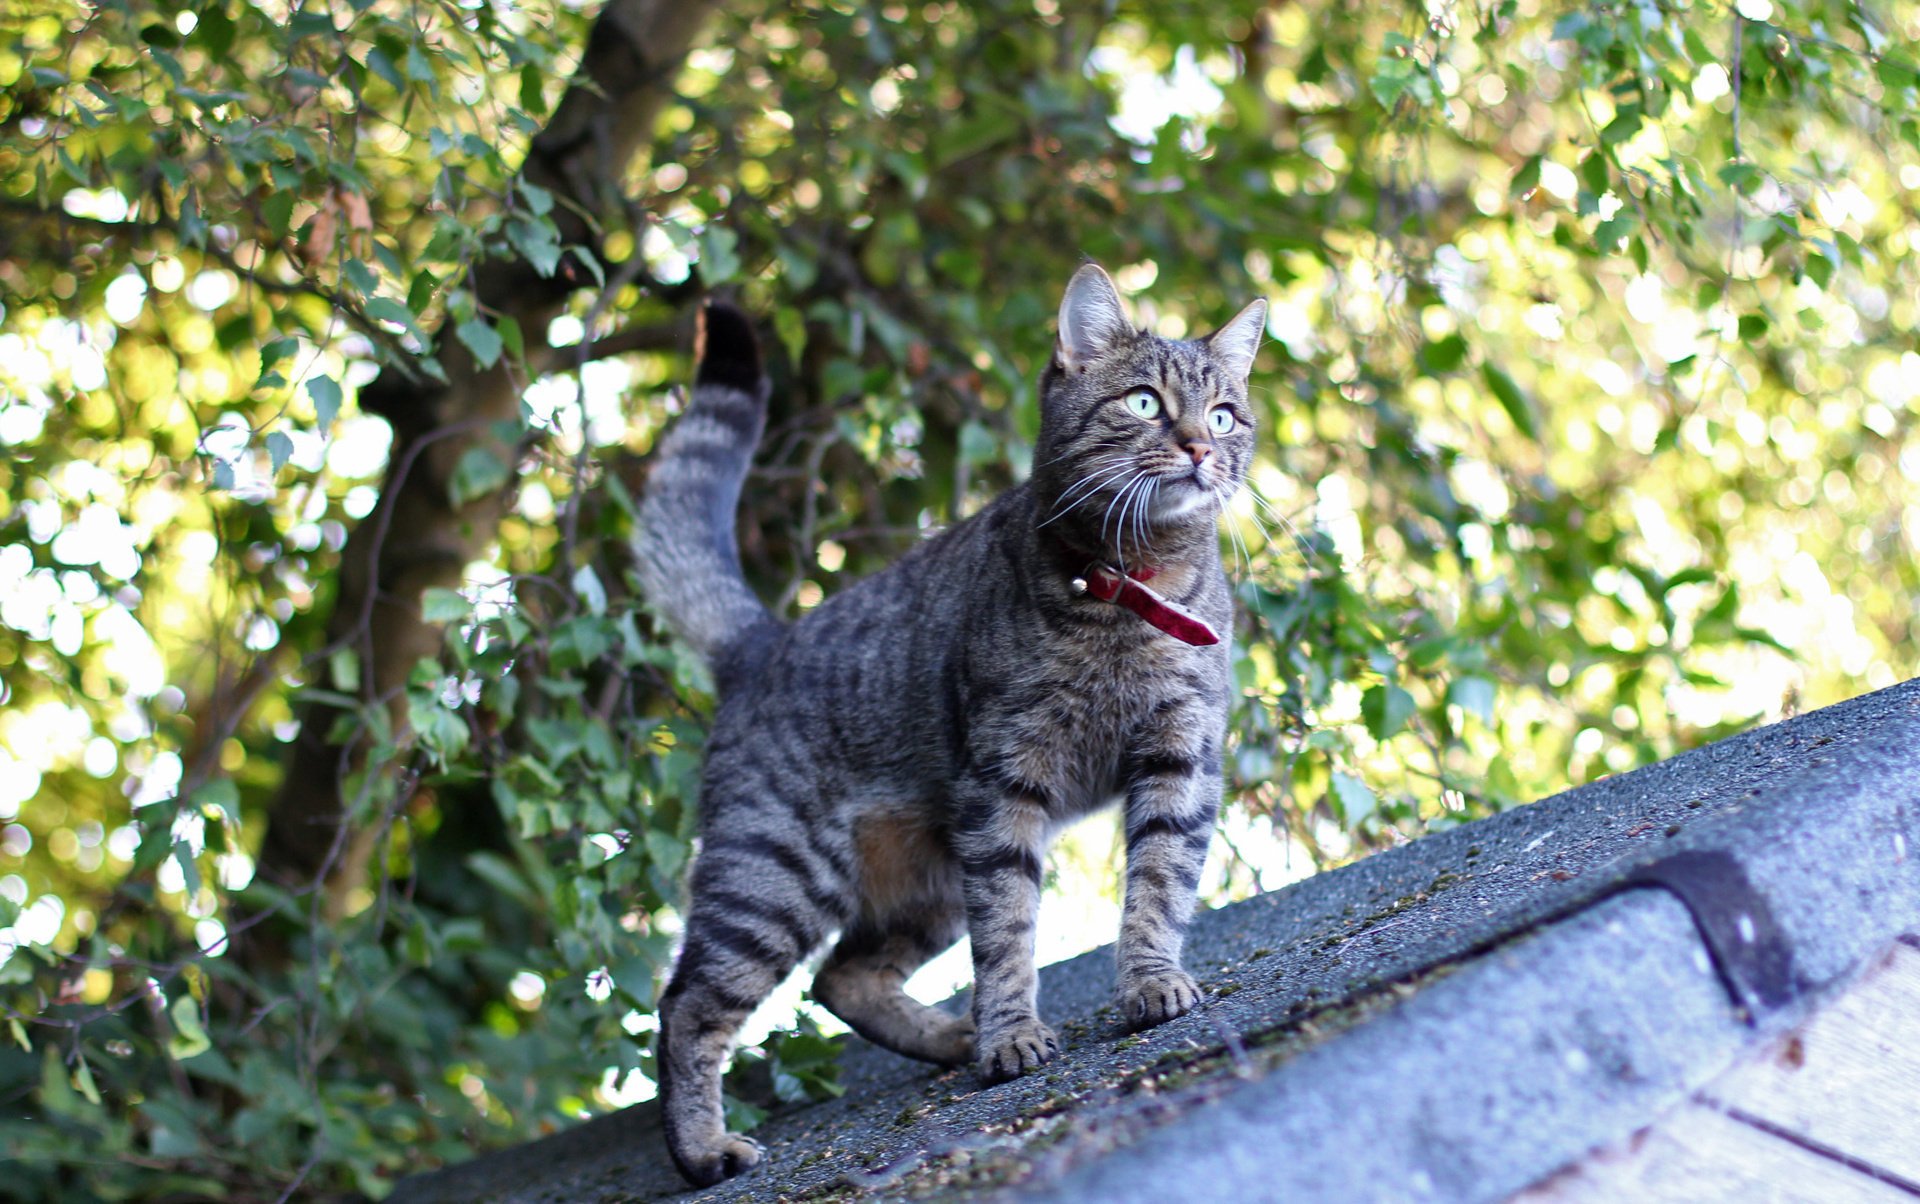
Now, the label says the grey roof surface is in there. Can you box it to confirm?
[393,677,1920,1204]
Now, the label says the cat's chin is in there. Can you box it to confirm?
[1148,478,1221,523]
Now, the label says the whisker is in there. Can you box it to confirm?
[1036,457,1138,529]
[1217,480,1251,577]
[1101,471,1150,558]
[1238,482,1321,566]
[1123,477,1150,569]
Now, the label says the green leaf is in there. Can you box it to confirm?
[261,189,295,239]
[1510,155,1543,198]
[519,62,547,115]
[193,7,236,59]
[173,841,202,898]
[330,647,361,693]
[420,587,470,623]
[1419,333,1468,374]
[407,268,439,317]
[1600,104,1642,145]
[571,565,607,616]
[449,445,512,505]
[1876,57,1919,90]
[307,375,342,427]
[73,1058,101,1106]
[1481,364,1537,439]
[698,225,741,284]
[342,258,378,296]
[507,218,562,277]
[519,181,554,217]
[1448,676,1497,724]
[1330,772,1377,826]
[1361,684,1418,740]
[167,994,211,1060]
[265,431,294,474]
[496,316,525,365]
[456,317,504,369]
[1717,162,1763,195]
[365,296,428,343]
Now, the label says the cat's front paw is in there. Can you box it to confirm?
[1117,969,1200,1032]
[675,1132,764,1188]
[975,1018,1060,1083]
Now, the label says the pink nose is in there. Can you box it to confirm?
[1183,441,1212,466]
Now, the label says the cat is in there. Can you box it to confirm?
[634,264,1265,1186]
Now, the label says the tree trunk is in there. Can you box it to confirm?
[255,0,723,912]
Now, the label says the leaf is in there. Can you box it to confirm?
[519,181,554,216]
[1361,684,1418,740]
[167,994,211,1060]
[261,190,295,239]
[329,647,361,693]
[263,431,293,474]
[307,375,342,427]
[1510,154,1543,198]
[456,317,504,369]
[496,316,525,364]
[507,218,562,277]
[1330,772,1377,826]
[1448,676,1497,724]
[1876,57,1919,90]
[1600,104,1642,145]
[1717,162,1763,195]
[407,268,439,317]
[698,225,741,284]
[1419,333,1468,374]
[73,1058,101,1106]
[420,587,470,622]
[1481,364,1538,439]
[343,258,379,296]
[365,296,428,343]
[173,841,202,898]
[519,62,547,115]
[571,565,607,616]
[193,7,236,59]
[449,446,511,506]
[192,778,238,813]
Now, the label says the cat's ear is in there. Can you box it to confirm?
[1206,297,1268,383]
[1056,263,1133,372]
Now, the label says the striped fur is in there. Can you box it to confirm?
[634,304,775,665]
[646,269,1266,1187]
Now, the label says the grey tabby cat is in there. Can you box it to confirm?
[634,264,1265,1187]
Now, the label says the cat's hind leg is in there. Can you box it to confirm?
[657,823,853,1187]
[812,903,972,1066]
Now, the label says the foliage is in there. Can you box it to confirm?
[2,0,1917,1197]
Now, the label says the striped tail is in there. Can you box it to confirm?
[634,304,774,665]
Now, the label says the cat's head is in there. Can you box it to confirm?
[1033,263,1266,559]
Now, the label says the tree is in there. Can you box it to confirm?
[1,0,1915,1197]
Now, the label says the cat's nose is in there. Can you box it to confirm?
[1182,441,1212,466]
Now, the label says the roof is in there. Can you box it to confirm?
[392,676,1920,1203]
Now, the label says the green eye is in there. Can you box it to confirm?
[1209,407,1236,434]
[1125,389,1161,420]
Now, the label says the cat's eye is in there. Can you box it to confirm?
[1124,389,1162,420]
[1208,407,1237,434]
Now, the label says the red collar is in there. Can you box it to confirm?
[1069,560,1221,646]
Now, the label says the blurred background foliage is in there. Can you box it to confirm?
[1,0,1917,1196]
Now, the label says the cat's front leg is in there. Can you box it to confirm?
[1115,749,1221,1031]
[955,785,1059,1082]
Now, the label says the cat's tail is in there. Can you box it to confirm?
[634,304,774,665]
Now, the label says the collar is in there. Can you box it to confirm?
[1056,548,1221,647]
